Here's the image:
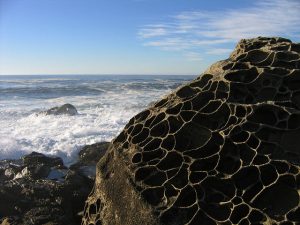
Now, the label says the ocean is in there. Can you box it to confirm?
[0,75,196,165]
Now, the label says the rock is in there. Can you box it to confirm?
[0,145,108,225]
[82,37,300,225]
[47,168,68,182]
[22,152,64,167]
[0,218,10,225]
[42,103,78,116]
[70,142,110,180]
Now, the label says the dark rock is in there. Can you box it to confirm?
[22,151,64,167]
[0,142,109,225]
[70,142,110,179]
[82,37,300,225]
[78,142,110,165]
[42,103,78,116]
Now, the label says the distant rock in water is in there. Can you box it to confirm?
[43,103,78,116]
[82,37,300,225]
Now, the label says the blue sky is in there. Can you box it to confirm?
[0,0,300,75]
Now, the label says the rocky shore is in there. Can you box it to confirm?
[1,37,300,225]
[0,142,109,225]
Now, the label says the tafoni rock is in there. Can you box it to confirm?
[82,37,300,225]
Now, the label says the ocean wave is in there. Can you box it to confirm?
[0,75,195,164]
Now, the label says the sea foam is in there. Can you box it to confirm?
[0,75,194,165]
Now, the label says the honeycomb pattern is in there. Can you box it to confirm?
[82,37,300,225]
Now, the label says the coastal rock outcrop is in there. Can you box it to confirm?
[82,37,300,225]
[42,103,78,116]
[0,142,109,225]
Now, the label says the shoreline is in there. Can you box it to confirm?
[0,142,109,225]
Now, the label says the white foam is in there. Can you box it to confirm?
[0,88,171,165]
[0,76,194,165]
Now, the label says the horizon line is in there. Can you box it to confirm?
[0,73,199,76]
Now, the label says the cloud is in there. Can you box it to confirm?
[138,0,300,60]
[206,48,232,55]
[184,52,203,61]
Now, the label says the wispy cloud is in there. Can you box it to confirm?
[184,52,203,61]
[206,48,233,55]
[138,0,300,60]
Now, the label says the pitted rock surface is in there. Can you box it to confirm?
[82,37,300,225]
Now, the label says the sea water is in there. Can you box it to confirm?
[0,75,195,165]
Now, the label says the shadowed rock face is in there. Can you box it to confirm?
[82,37,300,225]
[0,143,109,225]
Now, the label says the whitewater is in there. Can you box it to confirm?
[0,75,195,165]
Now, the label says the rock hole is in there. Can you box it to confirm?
[132,153,142,164]
[135,166,156,181]
[230,204,250,224]
[249,106,277,126]
[166,103,182,115]
[190,155,219,172]
[132,128,149,144]
[201,100,222,113]
[224,67,258,83]
[246,134,259,149]
[144,139,162,151]
[157,151,183,170]
[252,154,269,165]
[142,149,165,162]
[144,170,167,186]
[150,112,166,127]
[242,182,263,202]
[169,167,189,189]
[191,92,214,111]
[89,203,97,215]
[141,187,164,206]
[252,183,299,218]
[174,122,212,151]
[260,164,278,186]
[130,124,143,136]
[288,114,300,129]
[150,120,169,137]
[233,166,260,189]
[236,105,247,117]
[176,86,197,99]
[174,185,196,207]
[161,135,176,150]
[154,98,168,108]
[189,171,207,184]
[248,209,266,223]
[179,110,196,122]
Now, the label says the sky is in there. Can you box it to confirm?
[0,0,300,75]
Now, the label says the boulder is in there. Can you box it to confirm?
[43,103,78,116]
[70,142,110,180]
[0,142,109,225]
[82,37,300,225]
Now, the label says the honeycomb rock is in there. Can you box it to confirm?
[82,37,300,225]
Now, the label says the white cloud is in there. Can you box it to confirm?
[184,52,203,61]
[138,25,170,38]
[138,0,300,60]
[206,48,232,55]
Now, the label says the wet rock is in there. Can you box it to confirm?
[83,37,300,225]
[42,103,78,116]
[0,142,109,225]
[70,142,110,179]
